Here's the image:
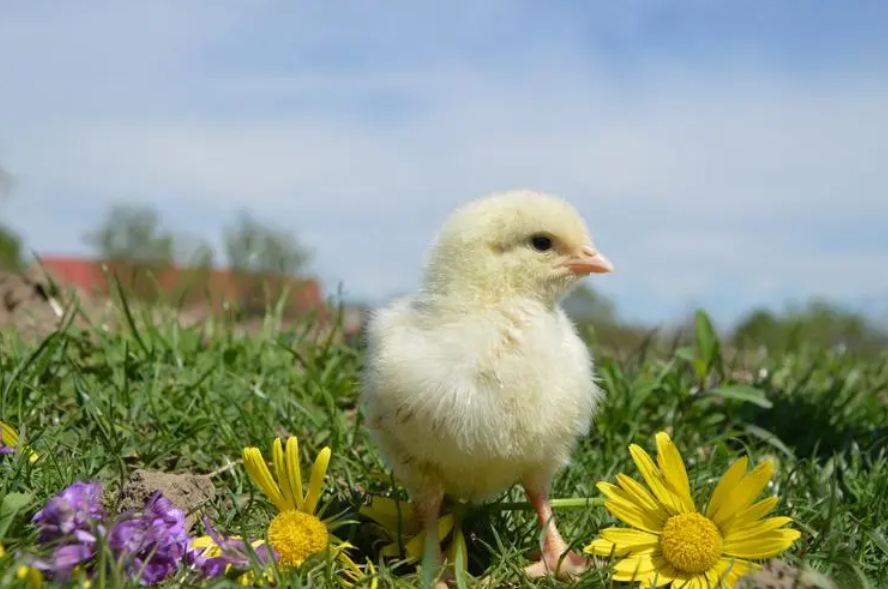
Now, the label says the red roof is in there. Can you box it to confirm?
[36,255,323,316]
[36,255,107,292]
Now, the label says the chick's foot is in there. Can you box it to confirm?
[522,486,591,580]
[523,548,590,580]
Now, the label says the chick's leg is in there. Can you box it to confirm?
[416,487,451,589]
[522,485,590,580]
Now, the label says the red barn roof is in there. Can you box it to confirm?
[36,255,108,292]
[36,255,324,317]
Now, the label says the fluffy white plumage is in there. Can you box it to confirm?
[364,294,598,500]
[361,189,613,584]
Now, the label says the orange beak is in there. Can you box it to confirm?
[566,245,614,275]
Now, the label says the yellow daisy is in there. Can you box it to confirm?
[585,432,801,588]
[241,436,363,576]
[0,420,39,463]
[360,496,468,572]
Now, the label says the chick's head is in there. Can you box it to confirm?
[422,190,613,305]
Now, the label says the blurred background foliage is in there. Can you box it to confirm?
[1,157,885,358]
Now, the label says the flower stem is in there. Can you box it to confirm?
[490,497,605,512]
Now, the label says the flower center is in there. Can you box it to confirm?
[267,510,329,567]
[660,513,723,574]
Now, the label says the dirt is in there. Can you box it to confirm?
[737,559,832,589]
[0,264,115,340]
[118,468,217,531]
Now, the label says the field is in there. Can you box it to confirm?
[1,305,887,589]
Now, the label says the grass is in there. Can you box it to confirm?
[1,303,887,589]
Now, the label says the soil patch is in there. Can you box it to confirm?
[119,468,217,531]
[0,264,114,340]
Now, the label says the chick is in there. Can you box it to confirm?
[361,190,613,584]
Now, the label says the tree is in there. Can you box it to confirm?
[0,226,24,272]
[0,162,25,271]
[84,204,175,263]
[732,299,888,354]
[731,308,778,349]
[174,234,215,268]
[222,211,312,317]
[83,204,178,301]
[223,211,310,276]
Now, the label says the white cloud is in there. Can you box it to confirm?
[0,2,886,324]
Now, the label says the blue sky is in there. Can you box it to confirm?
[1,1,887,327]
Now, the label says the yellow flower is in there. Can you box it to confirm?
[340,544,380,589]
[16,565,44,589]
[187,533,270,585]
[0,420,39,463]
[0,543,44,589]
[242,435,375,585]
[360,496,468,572]
[585,432,801,588]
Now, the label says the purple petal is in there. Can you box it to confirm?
[32,481,106,544]
[32,543,95,579]
[187,518,278,580]
[108,492,189,586]
[73,530,97,543]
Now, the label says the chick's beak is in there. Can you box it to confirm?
[566,245,614,275]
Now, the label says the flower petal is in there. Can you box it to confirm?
[1,420,18,447]
[598,482,667,532]
[15,565,44,589]
[723,528,801,559]
[616,474,669,517]
[705,456,748,520]
[304,446,331,515]
[584,538,619,557]
[712,460,774,527]
[723,516,794,543]
[721,558,759,586]
[721,496,779,535]
[604,499,666,535]
[704,558,734,588]
[644,559,705,588]
[445,520,468,572]
[340,550,379,589]
[629,444,687,515]
[0,421,38,463]
[243,447,289,512]
[600,527,660,551]
[402,514,454,560]
[273,438,297,511]
[655,432,695,513]
[611,553,657,582]
[285,437,305,510]
[359,497,418,536]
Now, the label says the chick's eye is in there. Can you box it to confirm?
[530,235,553,252]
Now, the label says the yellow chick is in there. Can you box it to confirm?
[361,190,613,585]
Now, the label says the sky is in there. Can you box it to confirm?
[1,1,887,327]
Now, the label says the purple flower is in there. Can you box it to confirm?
[30,481,106,578]
[31,543,94,575]
[186,516,277,579]
[108,491,189,585]
[32,481,106,544]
